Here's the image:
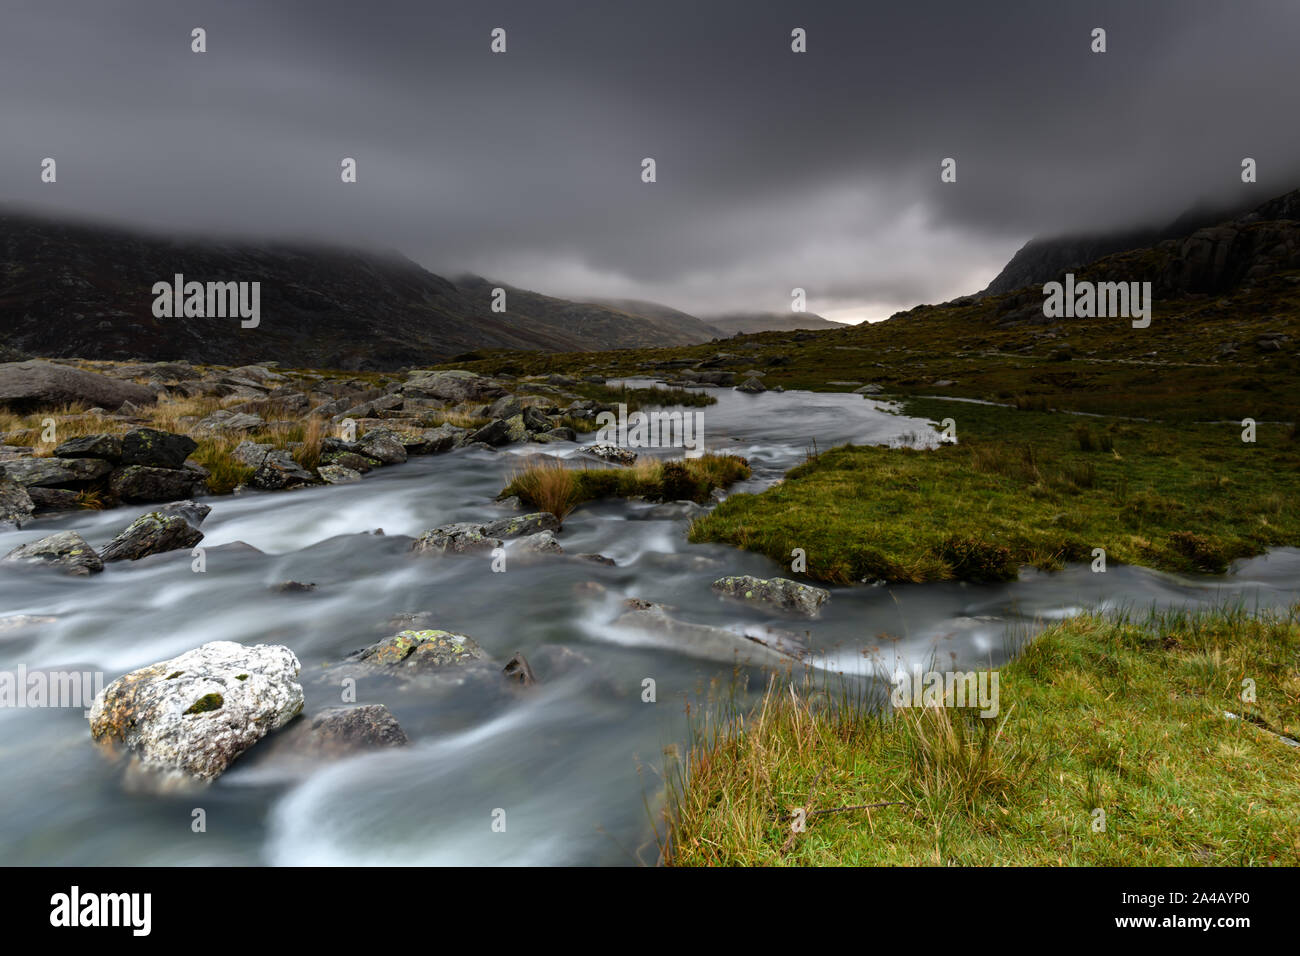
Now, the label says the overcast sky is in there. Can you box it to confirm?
[2,0,1297,323]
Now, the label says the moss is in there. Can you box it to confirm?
[165,670,184,680]
[183,692,224,715]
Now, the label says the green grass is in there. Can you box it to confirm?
[663,605,1300,866]
[687,397,1300,583]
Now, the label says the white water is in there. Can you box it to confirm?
[1,384,1296,865]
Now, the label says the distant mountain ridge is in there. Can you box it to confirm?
[0,210,720,370]
[703,312,842,336]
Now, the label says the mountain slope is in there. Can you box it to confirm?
[704,312,842,335]
[978,193,1273,297]
[0,211,717,369]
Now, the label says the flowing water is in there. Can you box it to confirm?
[1,384,1297,865]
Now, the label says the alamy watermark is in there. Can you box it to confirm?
[891,668,1000,718]
[594,403,704,458]
[151,273,260,328]
[1042,273,1151,328]
[0,666,104,712]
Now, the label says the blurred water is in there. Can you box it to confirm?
[0,384,1295,865]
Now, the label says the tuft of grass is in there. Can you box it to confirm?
[664,604,1300,866]
[502,453,750,517]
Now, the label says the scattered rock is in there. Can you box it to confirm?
[195,409,264,433]
[483,512,561,539]
[120,428,197,469]
[3,530,103,575]
[88,641,304,783]
[356,429,408,464]
[275,705,408,759]
[53,434,123,460]
[155,499,212,528]
[0,360,157,413]
[735,376,766,393]
[109,465,201,503]
[410,522,503,555]
[711,575,829,618]
[100,512,204,562]
[0,477,35,526]
[2,456,112,487]
[585,442,637,465]
[250,449,316,490]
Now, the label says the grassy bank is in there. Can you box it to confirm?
[663,605,1300,866]
[687,397,1300,583]
[503,453,750,520]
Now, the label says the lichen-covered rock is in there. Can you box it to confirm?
[88,641,303,783]
[735,376,766,393]
[0,477,35,527]
[356,429,407,465]
[585,442,637,465]
[100,512,204,562]
[2,456,112,487]
[194,409,264,433]
[483,511,561,539]
[533,427,577,443]
[250,449,316,489]
[321,449,380,472]
[468,416,527,447]
[53,433,123,460]
[109,465,200,502]
[3,530,102,575]
[410,522,502,555]
[120,427,197,469]
[232,440,273,469]
[710,575,830,618]
[317,463,362,484]
[350,628,488,672]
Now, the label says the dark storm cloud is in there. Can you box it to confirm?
[2,0,1298,322]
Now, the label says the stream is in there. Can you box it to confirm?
[2,383,1297,865]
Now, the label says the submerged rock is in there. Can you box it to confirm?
[100,511,204,562]
[710,575,829,618]
[502,652,537,687]
[3,530,103,575]
[88,641,304,783]
[272,705,408,760]
[613,598,806,665]
[514,530,564,555]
